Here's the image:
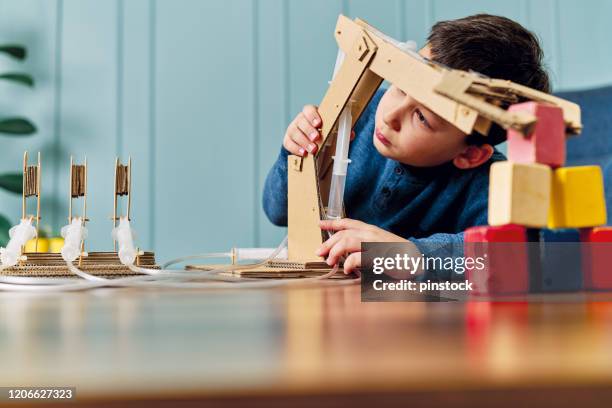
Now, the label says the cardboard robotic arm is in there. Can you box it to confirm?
[287,15,582,265]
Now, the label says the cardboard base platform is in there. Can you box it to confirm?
[186,259,354,279]
[1,251,158,278]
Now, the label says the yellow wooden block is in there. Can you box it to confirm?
[488,161,551,227]
[548,165,607,228]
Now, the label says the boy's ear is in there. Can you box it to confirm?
[452,144,494,169]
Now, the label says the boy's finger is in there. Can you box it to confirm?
[326,236,359,266]
[350,130,356,141]
[319,218,361,231]
[289,124,318,154]
[326,240,347,266]
[283,138,306,157]
[343,252,362,274]
[303,105,321,128]
[296,114,321,143]
[315,230,346,256]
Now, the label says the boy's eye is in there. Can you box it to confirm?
[415,108,430,127]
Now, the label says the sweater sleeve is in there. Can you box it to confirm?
[409,232,466,282]
[262,146,291,226]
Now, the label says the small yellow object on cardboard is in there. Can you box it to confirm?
[548,166,607,228]
[488,161,551,227]
[25,238,49,253]
[48,237,64,253]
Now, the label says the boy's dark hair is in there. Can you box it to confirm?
[427,14,551,146]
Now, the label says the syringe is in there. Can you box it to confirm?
[326,49,352,221]
[325,38,417,221]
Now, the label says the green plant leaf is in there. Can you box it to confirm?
[0,118,36,135]
[0,173,22,194]
[0,213,10,247]
[0,45,26,60]
[0,73,34,87]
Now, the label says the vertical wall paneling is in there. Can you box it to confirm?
[256,0,287,247]
[402,0,430,47]
[1,0,612,258]
[59,0,118,251]
[121,0,152,250]
[557,0,612,90]
[251,0,260,246]
[347,0,401,39]
[287,0,343,117]
[0,0,59,233]
[431,0,523,25]
[525,0,560,89]
[154,0,256,259]
[51,0,63,231]
[149,0,157,250]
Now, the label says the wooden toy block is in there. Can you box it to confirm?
[548,166,607,228]
[488,161,551,228]
[533,229,582,292]
[507,102,566,168]
[581,227,612,290]
[464,225,529,295]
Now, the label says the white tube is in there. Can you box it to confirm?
[234,247,288,262]
[0,218,37,267]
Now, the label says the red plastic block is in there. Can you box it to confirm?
[581,227,612,290]
[507,102,566,168]
[465,225,529,295]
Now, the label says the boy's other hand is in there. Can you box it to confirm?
[316,218,407,274]
[284,105,322,157]
[283,105,355,157]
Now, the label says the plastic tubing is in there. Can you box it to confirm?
[50,220,351,291]
[1,232,356,292]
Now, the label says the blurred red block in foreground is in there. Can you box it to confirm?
[581,227,612,290]
[465,225,529,295]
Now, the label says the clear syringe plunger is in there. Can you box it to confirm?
[326,49,352,221]
[326,104,352,220]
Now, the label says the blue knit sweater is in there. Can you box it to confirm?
[262,88,505,279]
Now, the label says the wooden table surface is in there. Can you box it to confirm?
[2,283,612,407]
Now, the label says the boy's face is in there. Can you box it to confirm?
[373,47,490,168]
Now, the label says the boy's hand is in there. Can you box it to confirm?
[283,105,355,157]
[316,218,407,274]
[284,105,322,156]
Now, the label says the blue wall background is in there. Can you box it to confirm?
[0,0,611,260]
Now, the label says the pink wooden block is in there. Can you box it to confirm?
[507,102,566,168]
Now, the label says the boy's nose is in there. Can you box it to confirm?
[383,108,403,132]
[384,116,401,132]
[383,95,418,132]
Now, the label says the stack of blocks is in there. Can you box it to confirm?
[465,102,610,295]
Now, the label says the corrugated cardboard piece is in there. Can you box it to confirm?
[1,252,158,277]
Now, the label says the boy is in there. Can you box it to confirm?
[263,14,551,276]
